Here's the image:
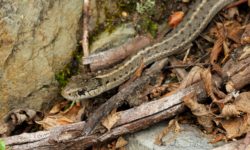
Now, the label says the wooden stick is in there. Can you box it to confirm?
[3,80,208,150]
[82,0,90,58]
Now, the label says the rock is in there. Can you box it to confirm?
[125,122,223,150]
[90,23,136,53]
[88,0,118,33]
[0,0,83,120]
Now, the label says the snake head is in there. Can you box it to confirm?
[61,75,102,101]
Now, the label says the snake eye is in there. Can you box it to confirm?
[77,89,85,95]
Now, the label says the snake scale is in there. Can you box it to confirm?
[62,0,236,101]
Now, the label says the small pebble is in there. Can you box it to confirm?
[121,11,128,18]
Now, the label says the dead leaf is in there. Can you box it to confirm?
[221,41,231,64]
[36,103,83,130]
[239,45,250,60]
[151,83,179,98]
[220,114,250,138]
[115,137,128,148]
[210,134,226,144]
[221,104,241,117]
[36,115,74,130]
[225,21,244,44]
[168,11,184,28]
[49,101,68,114]
[179,66,203,89]
[241,24,250,44]
[183,93,214,133]
[0,122,11,136]
[233,92,250,114]
[154,119,180,146]
[218,92,250,118]
[210,23,225,64]
[101,109,120,131]
[61,104,82,121]
[227,7,239,19]
[201,68,218,101]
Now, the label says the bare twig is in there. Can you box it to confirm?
[83,35,153,71]
[82,0,90,58]
[226,0,248,9]
[82,21,171,71]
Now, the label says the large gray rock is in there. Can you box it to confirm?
[0,0,83,119]
[126,122,223,150]
[0,0,130,120]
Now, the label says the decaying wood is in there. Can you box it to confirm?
[3,79,210,150]
[3,55,223,149]
[226,64,250,92]
[4,49,249,149]
[222,55,250,92]
[83,35,153,71]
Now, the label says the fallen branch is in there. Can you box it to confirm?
[83,35,153,71]
[3,80,208,150]
[222,53,250,92]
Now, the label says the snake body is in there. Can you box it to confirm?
[62,0,236,101]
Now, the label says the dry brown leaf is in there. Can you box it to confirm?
[201,68,218,101]
[107,141,117,150]
[115,137,128,149]
[227,7,239,19]
[221,41,231,64]
[233,92,250,114]
[36,103,83,130]
[225,21,244,44]
[239,45,250,60]
[241,24,250,44]
[49,101,68,114]
[210,134,226,144]
[151,83,179,98]
[210,23,225,64]
[0,123,9,136]
[179,66,203,89]
[220,114,250,139]
[154,119,180,146]
[101,109,120,131]
[36,115,74,130]
[217,91,250,118]
[168,11,185,28]
[61,105,82,121]
[221,104,241,117]
[183,93,214,133]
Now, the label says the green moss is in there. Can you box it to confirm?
[136,0,155,15]
[143,18,158,37]
[117,0,158,37]
[56,0,161,87]
[0,139,5,150]
[55,71,68,87]
[55,48,82,87]
[117,0,137,13]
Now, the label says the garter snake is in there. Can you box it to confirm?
[61,0,236,101]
